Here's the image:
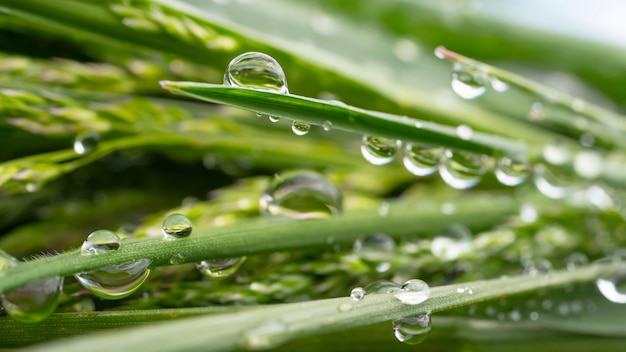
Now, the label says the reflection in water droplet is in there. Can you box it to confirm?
[431,224,472,261]
[596,255,626,304]
[519,204,538,223]
[395,279,430,305]
[223,52,288,93]
[162,213,192,239]
[260,170,342,219]
[456,125,473,140]
[73,131,100,155]
[402,144,442,176]
[533,164,572,199]
[350,287,365,301]
[528,102,545,121]
[75,258,151,300]
[392,313,431,345]
[364,280,401,294]
[81,230,121,255]
[197,257,245,278]
[451,62,487,99]
[360,136,399,165]
[495,156,529,186]
[291,121,311,136]
[439,150,488,189]
[354,234,395,271]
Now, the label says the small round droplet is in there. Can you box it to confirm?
[566,252,588,272]
[431,224,472,261]
[533,164,572,199]
[455,125,473,140]
[402,144,442,176]
[596,255,626,304]
[162,213,192,239]
[360,136,399,166]
[450,62,487,100]
[523,258,553,276]
[350,287,366,301]
[439,150,488,189]
[81,230,121,255]
[260,170,342,219]
[197,257,245,278]
[73,131,100,155]
[322,120,333,131]
[395,279,430,305]
[528,102,545,121]
[74,259,151,300]
[223,52,288,93]
[291,121,310,136]
[543,141,570,165]
[268,116,280,123]
[392,314,432,345]
[495,156,529,186]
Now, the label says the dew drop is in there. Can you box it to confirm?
[402,143,442,176]
[489,76,509,92]
[455,124,473,140]
[523,258,553,276]
[439,149,488,189]
[450,62,487,100]
[431,224,472,261]
[353,234,395,270]
[566,252,589,272]
[364,280,401,294]
[74,259,151,300]
[394,279,430,305]
[528,102,545,121]
[595,255,626,304]
[242,320,287,349]
[223,52,288,93]
[360,136,399,166]
[73,131,100,155]
[533,164,572,199]
[162,213,192,239]
[291,120,310,136]
[268,116,280,123]
[80,229,121,255]
[392,313,431,345]
[322,120,333,131]
[495,156,529,186]
[350,287,365,301]
[197,257,245,278]
[260,170,342,219]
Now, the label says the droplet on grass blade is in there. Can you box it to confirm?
[360,136,399,166]
[439,149,488,189]
[162,213,192,239]
[223,52,288,94]
[392,313,431,345]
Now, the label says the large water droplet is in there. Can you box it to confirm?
[75,259,151,300]
[596,255,626,304]
[73,131,100,155]
[394,279,431,305]
[197,257,245,278]
[392,313,432,345]
[360,136,399,166]
[322,120,333,131]
[291,120,310,136]
[223,52,288,93]
[364,280,401,294]
[431,224,472,261]
[350,287,365,301]
[81,229,121,255]
[451,62,487,99]
[533,164,572,199]
[260,170,342,219]
[439,150,488,189]
[519,204,538,223]
[495,156,529,186]
[162,213,192,239]
[402,143,442,176]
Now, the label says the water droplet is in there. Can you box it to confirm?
[260,170,342,219]
[439,150,488,189]
[579,133,595,147]
[573,150,603,179]
[1,276,64,324]
[74,259,151,300]
[223,52,288,93]
[73,131,100,155]
[533,164,572,199]
[353,234,395,268]
[80,230,121,255]
[394,279,430,305]
[169,253,185,265]
[402,144,442,176]
[450,62,487,99]
[495,156,529,186]
[360,136,399,165]
[392,313,431,345]
[322,120,333,131]
[566,252,588,272]
[162,213,192,239]
[291,121,310,136]
[519,204,538,223]
[268,116,280,123]
[528,102,545,121]
[529,311,540,320]
[596,255,626,304]
[350,287,365,301]
[489,76,509,92]
[431,224,472,261]
[255,112,263,117]
[455,125,473,140]
[197,257,245,278]
[242,320,287,349]
[523,258,553,276]
[543,141,570,165]
[509,309,522,321]
[364,280,401,294]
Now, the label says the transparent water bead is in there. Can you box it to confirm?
[291,120,310,136]
[439,149,488,189]
[533,164,572,199]
[75,259,151,300]
[223,52,288,93]
[402,143,442,176]
[353,234,395,271]
[392,313,431,345]
[162,213,192,239]
[489,76,509,92]
[431,224,472,261]
[197,257,245,278]
[268,116,280,123]
[596,255,626,304]
[260,170,342,219]
[451,62,488,100]
[566,252,588,272]
[73,131,100,155]
[81,229,121,255]
[350,287,366,301]
[394,279,431,305]
[495,156,529,186]
[360,136,399,166]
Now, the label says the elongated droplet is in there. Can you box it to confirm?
[197,257,245,278]
[596,255,626,304]
[81,230,121,255]
[223,52,288,93]
[402,143,442,176]
[439,149,488,189]
[533,164,572,199]
[392,313,431,345]
[495,156,529,186]
[431,224,472,261]
[451,62,487,99]
[364,280,401,294]
[162,213,192,239]
[361,136,399,166]
[73,131,100,155]
[350,287,365,301]
[75,259,151,300]
[394,279,430,305]
[260,170,342,219]
[291,120,310,136]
